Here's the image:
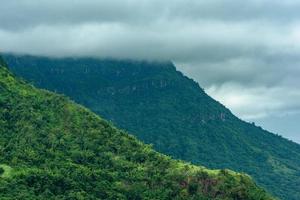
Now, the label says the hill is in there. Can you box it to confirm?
[0,57,274,199]
[4,54,300,200]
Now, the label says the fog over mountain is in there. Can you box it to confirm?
[1,0,300,142]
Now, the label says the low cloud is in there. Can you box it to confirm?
[206,83,300,120]
[1,0,300,141]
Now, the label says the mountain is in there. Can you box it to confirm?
[4,54,300,200]
[0,58,275,199]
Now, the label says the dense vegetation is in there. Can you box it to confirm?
[4,55,300,200]
[0,58,274,199]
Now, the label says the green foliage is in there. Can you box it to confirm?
[3,55,299,200]
[0,60,274,199]
[6,55,300,200]
[0,57,7,68]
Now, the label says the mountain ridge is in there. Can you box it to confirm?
[0,57,275,199]
[4,54,300,200]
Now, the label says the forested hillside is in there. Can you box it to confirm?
[0,57,274,199]
[5,55,300,200]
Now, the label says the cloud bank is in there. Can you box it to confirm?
[1,0,299,141]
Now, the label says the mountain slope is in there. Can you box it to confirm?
[4,55,300,200]
[0,58,274,199]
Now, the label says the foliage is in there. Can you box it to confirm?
[0,60,273,199]
[4,55,300,200]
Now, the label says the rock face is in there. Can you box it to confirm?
[5,54,300,200]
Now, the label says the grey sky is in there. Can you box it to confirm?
[0,0,299,143]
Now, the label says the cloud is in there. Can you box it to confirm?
[206,83,300,120]
[2,0,300,30]
[0,0,300,141]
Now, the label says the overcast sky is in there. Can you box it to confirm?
[1,0,300,143]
